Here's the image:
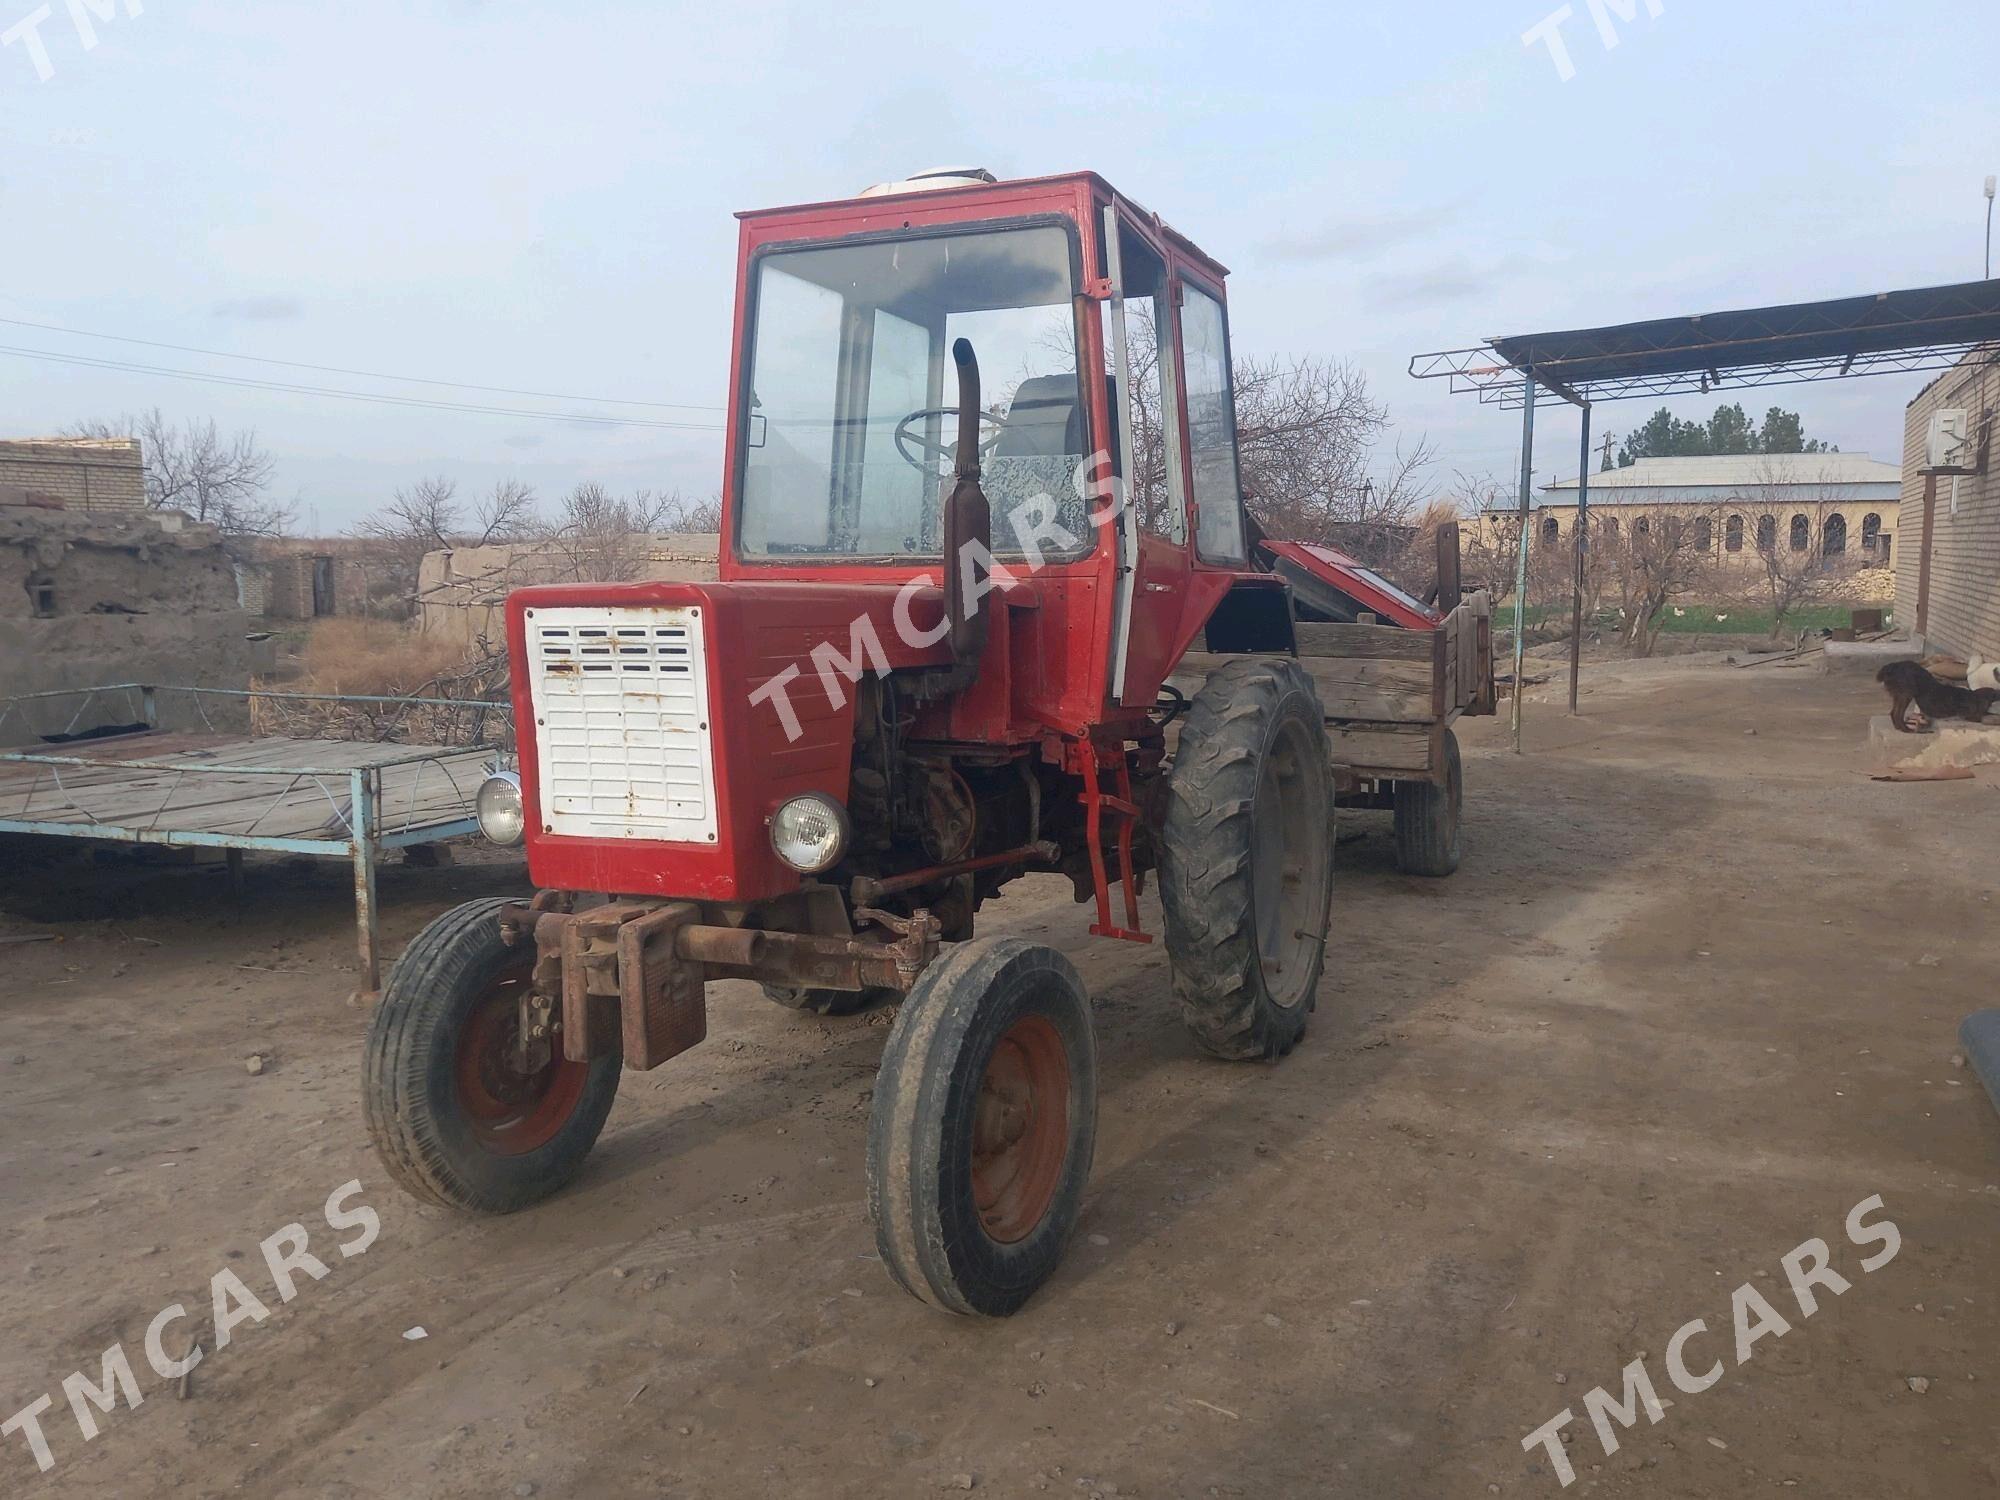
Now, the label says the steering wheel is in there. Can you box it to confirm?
[893,406,1009,475]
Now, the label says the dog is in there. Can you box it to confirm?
[1877,659,2000,733]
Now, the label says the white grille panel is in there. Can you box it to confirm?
[526,605,718,843]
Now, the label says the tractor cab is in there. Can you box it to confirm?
[722,169,1281,720]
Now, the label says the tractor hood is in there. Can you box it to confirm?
[504,579,953,904]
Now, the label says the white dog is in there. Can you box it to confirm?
[1969,656,2000,693]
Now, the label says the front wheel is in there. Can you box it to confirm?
[362,898,621,1214]
[866,939,1097,1317]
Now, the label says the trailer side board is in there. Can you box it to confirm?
[1174,591,1491,785]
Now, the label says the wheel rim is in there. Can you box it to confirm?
[452,967,590,1157]
[1251,717,1327,1010]
[970,1015,1071,1245]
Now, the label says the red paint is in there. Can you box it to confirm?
[509,581,951,903]
[1261,541,1445,630]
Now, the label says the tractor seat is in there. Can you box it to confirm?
[996,374,1087,459]
[985,373,1115,546]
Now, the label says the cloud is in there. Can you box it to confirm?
[1365,260,1495,306]
[1363,253,1557,309]
[1263,209,1440,263]
[212,296,304,321]
[503,433,546,450]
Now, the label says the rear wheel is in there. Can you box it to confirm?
[867,938,1097,1317]
[1159,657,1335,1061]
[1393,728,1463,877]
[760,983,895,1017]
[363,898,621,1214]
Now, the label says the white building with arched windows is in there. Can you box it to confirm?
[1513,453,1900,586]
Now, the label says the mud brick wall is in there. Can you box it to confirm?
[0,505,252,744]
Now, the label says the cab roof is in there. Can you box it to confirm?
[734,170,1231,284]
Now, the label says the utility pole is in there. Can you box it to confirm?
[1599,431,1615,472]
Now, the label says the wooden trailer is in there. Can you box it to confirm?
[1175,530,1496,876]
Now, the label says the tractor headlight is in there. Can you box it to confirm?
[475,770,526,847]
[769,793,849,874]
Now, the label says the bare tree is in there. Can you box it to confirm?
[354,476,542,558]
[348,477,543,619]
[1460,490,1585,636]
[1600,506,1730,655]
[1734,462,1870,640]
[655,492,724,532]
[543,483,677,582]
[1463,486,1735,656]
[1057,313,1434,555]
[1232,355,1436,553]
[476,478,542,544]
[1373,498,1469,602]
[356,476,461,555]
[67,408,289,536]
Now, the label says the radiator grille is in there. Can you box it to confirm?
[525,605,718,843]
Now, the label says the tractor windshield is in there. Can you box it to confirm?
[736,223,1089,560]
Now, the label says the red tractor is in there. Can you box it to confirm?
[364,168,1401,1317]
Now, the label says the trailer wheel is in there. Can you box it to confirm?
[867,938,1096,1317]
[760,983,895,1017]
[1160,657,1335,1061]
[1392,729,1463,877]
[362,898,621,1214]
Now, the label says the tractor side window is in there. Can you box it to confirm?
[1106,226,1185,542]
[1180,284,1247,563]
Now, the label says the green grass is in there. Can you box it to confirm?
[1634,604,1869,635]
[1500,601,1883,635]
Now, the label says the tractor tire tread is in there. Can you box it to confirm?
[1159,657,1334,1062]
[1393,729,1463,877]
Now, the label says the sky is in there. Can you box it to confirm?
[2,0,1996,533]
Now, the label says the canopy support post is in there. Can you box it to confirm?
[1568,402,1592,716]
[1510,374,1537,754]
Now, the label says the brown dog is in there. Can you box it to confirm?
[1877,660,2000,733]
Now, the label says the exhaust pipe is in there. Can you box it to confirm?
[938,337,992,674]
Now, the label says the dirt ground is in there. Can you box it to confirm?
[3,654,1996,1499]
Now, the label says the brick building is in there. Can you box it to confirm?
[0,437,147,512]
[1899,351,2000,663]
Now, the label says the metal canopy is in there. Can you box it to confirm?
[1411,277,2000,409]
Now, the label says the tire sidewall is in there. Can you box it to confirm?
[372,899,621,1213]
[1253,682,1335,1018]
[871,939,1097,1316]
[1442,729,1464,864]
